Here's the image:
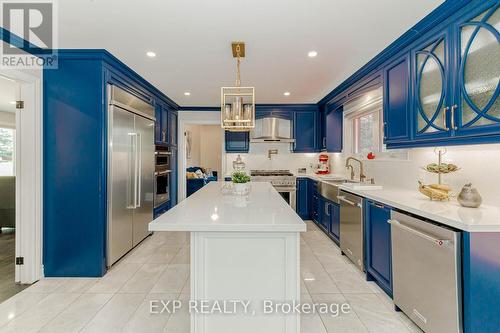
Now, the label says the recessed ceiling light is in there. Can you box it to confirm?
[184,92,191,96]
[284,92,291,96]
[9,101,16,105]
[146,51,156,58]
[308,50,318,58]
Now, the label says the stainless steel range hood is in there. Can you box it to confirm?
[250,117,295,143]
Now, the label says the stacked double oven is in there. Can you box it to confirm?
[154,147,171,208]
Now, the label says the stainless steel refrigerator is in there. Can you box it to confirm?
[107,85,155,266]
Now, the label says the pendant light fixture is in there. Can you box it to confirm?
[221,42,255,132]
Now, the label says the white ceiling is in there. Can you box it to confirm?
[58,0,444,106]
[0,76,16,113]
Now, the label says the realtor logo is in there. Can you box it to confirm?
[1,0,58,68]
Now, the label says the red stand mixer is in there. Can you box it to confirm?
[316,154,330,174]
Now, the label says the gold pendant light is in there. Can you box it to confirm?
[221,42,255,132]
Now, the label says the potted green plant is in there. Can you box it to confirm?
[231,171,251,194]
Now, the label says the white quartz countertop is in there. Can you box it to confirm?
[296,173,500,232]
[149,182,306,232]
[340,185,500,233]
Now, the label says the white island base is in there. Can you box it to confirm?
[150,182,306,333]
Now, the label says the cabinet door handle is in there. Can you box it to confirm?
[373,202,385,209]
[324,202,330,216]
[162,130,166,142]
[383,122,387,140]
[450,104,458,130]
[323,137,326,148]
[442,106,450,131]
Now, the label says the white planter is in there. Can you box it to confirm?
[233,182,249,194]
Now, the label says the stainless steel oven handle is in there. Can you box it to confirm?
[155,151,172,156]
[337,195,360,207]
[388,219,451,247]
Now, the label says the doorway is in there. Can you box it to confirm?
[0,75,27,302]
[0,63,43,297]
[185,124,222,197]
[178,111,225,201]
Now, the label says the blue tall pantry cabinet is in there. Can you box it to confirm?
[43,50,178,277]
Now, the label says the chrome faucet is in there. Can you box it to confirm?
[345,156,366,182]
[268,149,278,160]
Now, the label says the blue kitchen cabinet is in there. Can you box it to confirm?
[385,1,500,149]
[318,196,329,232]
[383,54,411,144]
[365,199,393,297]
[412,29,454,142]
[451,3,500,138]
[168,110,178,146]
[296,178,309,219]
[155,104,163,144]
[225,131,250,152]
[293,111,318,152]
[325,106,343,152]
[462,232,500,333]
[309,180,320,224]
[155,102,170,145]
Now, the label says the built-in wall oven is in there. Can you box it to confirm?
[154,147,171,208]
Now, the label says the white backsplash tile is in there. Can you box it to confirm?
[329,144,500,206]
[225,143,500,206]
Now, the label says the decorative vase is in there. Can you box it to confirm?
[457,183,482,208]
[233,183,248,194]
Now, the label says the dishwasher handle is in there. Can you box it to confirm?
[337,195,361,208]
[388,219,452,247]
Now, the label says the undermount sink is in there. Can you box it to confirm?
[318,179,358,203]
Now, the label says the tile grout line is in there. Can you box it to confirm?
[0,292,51,329]
[299,229,331,333]
[303,222,372,333]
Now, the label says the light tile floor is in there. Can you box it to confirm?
[0,222,423,333]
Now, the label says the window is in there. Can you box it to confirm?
[343,87,408,160]
[0,127,15,176]
[352,108,382,154]
[344,88,384,155]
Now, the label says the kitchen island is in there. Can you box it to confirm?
[149,181,306,333]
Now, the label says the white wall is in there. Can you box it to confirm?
[185,124,201,167]
[185,124,222,176]
[329,144,500,206]
[200,125,222,176]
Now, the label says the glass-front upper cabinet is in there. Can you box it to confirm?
[412,31,453,140]
[453,3,500,136]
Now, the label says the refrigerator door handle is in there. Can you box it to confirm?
[127,132,137,209]
[133,132,138,209]
[136,132,142,208]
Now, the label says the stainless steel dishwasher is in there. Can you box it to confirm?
[338,190,364,272]
[389,211,462,333]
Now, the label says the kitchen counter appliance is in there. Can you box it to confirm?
[389,211,462,333]
[107,85,155,266]
[250,170,296,209]
[154,146,171,208]
[338,190,364,272]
